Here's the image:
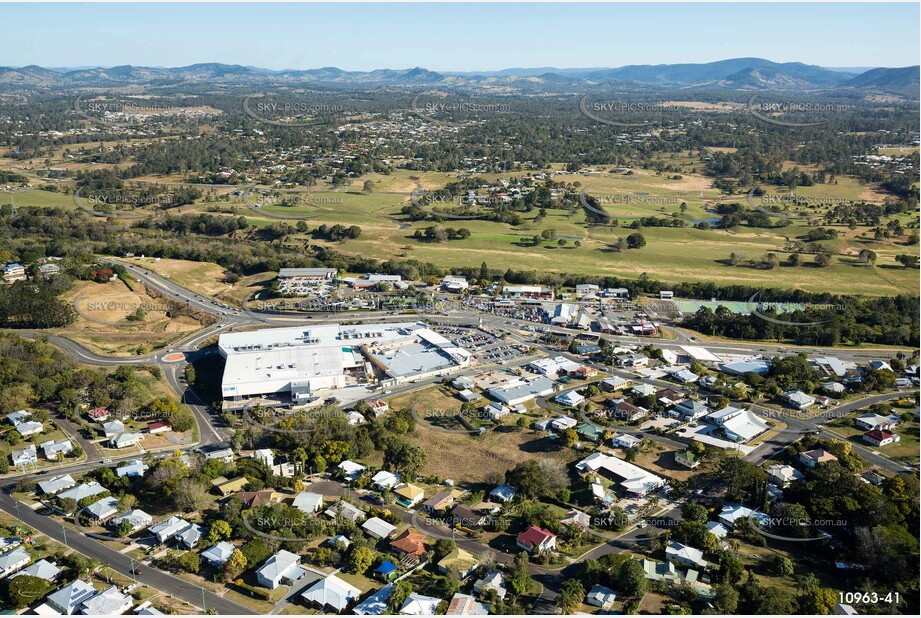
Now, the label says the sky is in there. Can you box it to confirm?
[2,2,919,72]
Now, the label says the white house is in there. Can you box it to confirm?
[255,550,305,589]
[301,574,362,612]
[665,541,707,569]
[784,389,816,410]
[767,464,804,488]
[719,504,768,530]
[555,390,585,407]
[399,593,443,615]
[149,516,192,544]
[371,470,401,491]
[111,509,153,532]
[292,491,324,514]
[46,579,97,615]
[338,460,367,480]
[0,546,30,578]
[79,585,133,615]
[201,541,236,567]
[362,517,397,540]
[855,413,895,431]
[585,584,617,609]
[611,433,642,449]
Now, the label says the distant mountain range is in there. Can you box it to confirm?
[0,57,917,95]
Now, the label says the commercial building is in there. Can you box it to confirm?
[219,322,470,401]
[575,452,665,496]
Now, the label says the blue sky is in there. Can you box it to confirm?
[3,2,918,71]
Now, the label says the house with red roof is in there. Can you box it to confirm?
[390,528,427,563]
[863,429,900,447]
[147,421,172,434]
[516,526,557,554]
[87,407,110,422]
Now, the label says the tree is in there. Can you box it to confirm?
[505,460,549,499]
[117,493,137,512]
[770,555,794,576]
[206,519,232,545]
[717,550,744,585]
[6,575,49,608]
[176,551,200,574]
[223,549,247,580]
[814,252,832,267]
[348,545,373,574]
[618,559,647,597]
[681,503,708,524]
[383,440,426,480]
[626,233,647,249]
[562,428,579,447]
[388,581,413,612]
[432,538,457,562]
[558,579,585,614]
[363,180,374,193]
[713,583,739,614]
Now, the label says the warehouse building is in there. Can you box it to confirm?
[219,322,470,402]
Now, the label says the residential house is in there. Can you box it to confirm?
[301,574,362,612]
[352,584,394,615]
[451,505,487,530]
[483,402,509,421]
[338,460,367,480]
[601,376,629,391]
[422,491,457,514]
[550,416,578,431]
[16,420,44,438]
[585,584,617,609]
[784,389,816,410]
[390,529,427,562]
[446,593,489,615]
[372,470,401,491]
[147,421,171,434]
[201,541,236,567]
[292,491,324,514]
[85,497,119,522]
[211,476,248,497]
[611,433,642,449]
[6,410,31,425]
[855,413,895,431]
[516,526,557,554]
[149,516,191,544]
[669,399,711,422]
[115,460,149,478]
[0,546,30,578]
[58,482,106,505]
[111,432,143,449]
[394,483,425,508]
[399,593,443,615]
[438,548,479,579]
[41,439,73,460]
[203,447,234,463]
[237,490,276,508]
[175,523,206,549]
[864,429,900,447]
[561,509,591,531]
[2,263,26,282]
[79,585,133,615]
[798,448,838,469]
[719,504,768,530]
[767,464,804,488]
[37,474,76,496]
[675,450,699,469]
[609,400,648,423]
[665,541,707,569]
[102,420,126,438]
[473,569,507,599]
[555,390,584,408]
[370,400,390,417]
[324,501,365,522]
[110,509,152,532]
[46,579,98,615]
[489,484,516,503]
[255,550,305,590]
[87,407,110,422]
[362,517,398,540]
[14,558,61,582]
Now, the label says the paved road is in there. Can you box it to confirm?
[745,391,911,472]
[0,492,255,614]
